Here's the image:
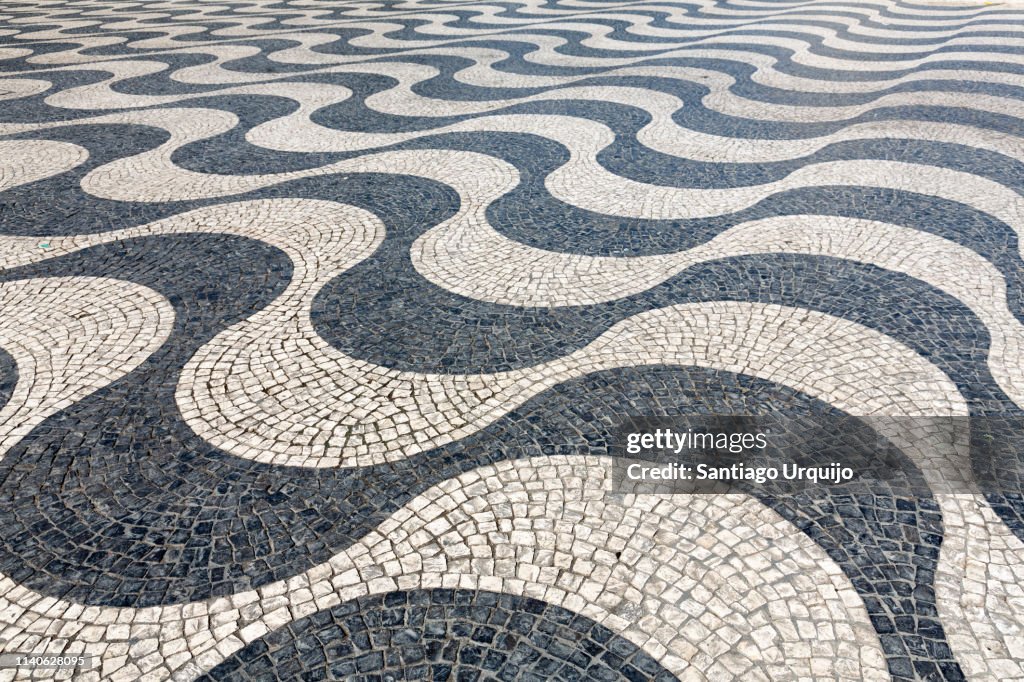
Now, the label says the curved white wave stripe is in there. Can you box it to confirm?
[241,82,1024,165]
[184,266,965,470]
[20,65,1023,168]
[0,458,887,682]
[0,139,87,192]
[44,111,1021,247]
[0,202,965,467]
[413,211,1024,406]
[0,276,174,459]
[0,198,1017,460]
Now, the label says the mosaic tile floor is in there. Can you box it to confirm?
[1,0,1024,679]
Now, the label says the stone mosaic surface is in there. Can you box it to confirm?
[0,0,1023,680]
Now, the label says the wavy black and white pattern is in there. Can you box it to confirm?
[1,0,1024,679]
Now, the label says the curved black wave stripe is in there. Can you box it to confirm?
[315,229,1003,394]
[199,588,677,681]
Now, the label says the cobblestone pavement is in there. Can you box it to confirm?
[1,0,1024,679]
